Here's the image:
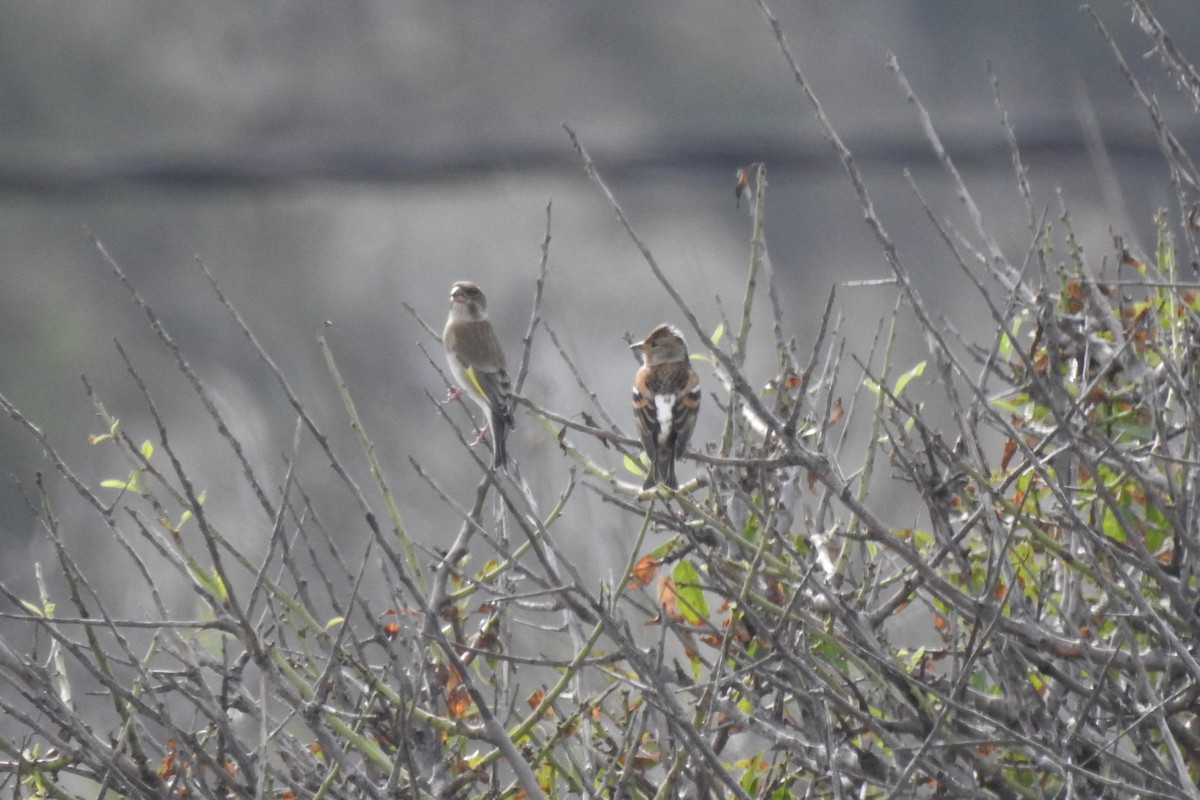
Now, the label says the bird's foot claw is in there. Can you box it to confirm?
[471,425,492,446]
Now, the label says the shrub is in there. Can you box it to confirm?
[3,2,1200,798]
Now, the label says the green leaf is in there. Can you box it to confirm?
[737,756,761,793]
[19,599,47,617]
[998,316,1023,358]
[672,560,709,624]
[101,472,139,492]
[742,512,760,540]
[178,491,206,528]
[908,646,926,669]
[865,360,925,398]
[1100,508,1125,543]
[1145,525,1165,554]
[646,539,678,561]
[91,417,121,445]
[909,529,935,549]
[623,452,645,477]
[325,617,345,631]
[1010,541,1039,600]
[811,638,849,671]
[893,360,926,396]
[140,440,154,459]
[1145,503,1168,553]
[989,396,1026,415]
[190,564,229,604]
[710,322,725,346]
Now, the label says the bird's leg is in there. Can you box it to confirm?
[471,424,492,447]
[443,387,463,403]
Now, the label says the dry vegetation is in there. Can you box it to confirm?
[4,1,1200,798]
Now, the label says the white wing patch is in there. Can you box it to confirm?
[654,393,676,446]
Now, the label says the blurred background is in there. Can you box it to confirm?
[1,1,1199,620]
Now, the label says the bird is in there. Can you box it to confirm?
[631,324,700,490]
[443,281,514,469]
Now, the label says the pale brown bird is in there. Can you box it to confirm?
[443,281,514,469]
[631,324,700,490]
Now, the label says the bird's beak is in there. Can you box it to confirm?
[450,288,466,303]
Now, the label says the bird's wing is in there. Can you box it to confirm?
[672,366,701,458]
[631,366,659,453]
[448,319,513,416]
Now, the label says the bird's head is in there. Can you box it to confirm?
[631,324,689,365]
[449,281,487,319]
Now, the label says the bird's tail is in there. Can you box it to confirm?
[491,413,510,470]
[644,452,677,490]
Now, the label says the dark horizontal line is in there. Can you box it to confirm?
[0,131,1176,196]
